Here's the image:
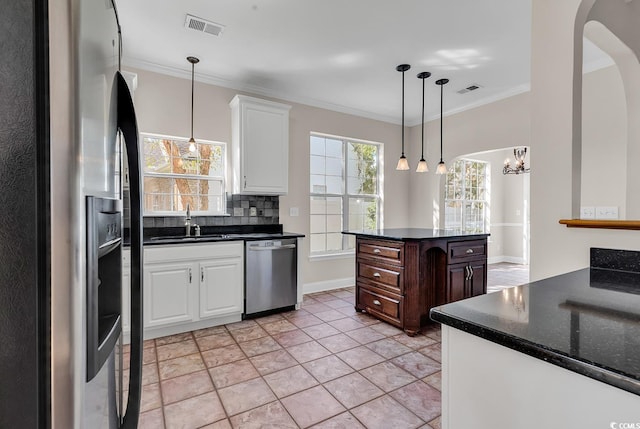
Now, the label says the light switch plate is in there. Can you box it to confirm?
[289,207,299,217]
[580,206,595,219]
[595,206,618,220]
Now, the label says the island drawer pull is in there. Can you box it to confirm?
[466,248,474,254]
[373,272,381,278]
[373,299,381,306]
[373,248,381,254]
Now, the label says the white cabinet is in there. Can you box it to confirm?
[199,257,243,319]
[230,95,291,195]
[144,261,197,328]
[142,242,244,339]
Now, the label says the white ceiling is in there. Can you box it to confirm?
[117,0,608,126]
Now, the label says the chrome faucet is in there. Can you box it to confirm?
[185,203,192,236]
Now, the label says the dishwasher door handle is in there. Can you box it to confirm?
[248,244,297,251]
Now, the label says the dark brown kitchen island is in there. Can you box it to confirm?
[343,228,489,335]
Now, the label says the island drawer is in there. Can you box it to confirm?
[357,261,402,292]
[448,239,487,263]
[358,239,404,265]
[357,285,402,327]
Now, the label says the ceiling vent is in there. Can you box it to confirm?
[184,14,225,37]
[457,84,483,94]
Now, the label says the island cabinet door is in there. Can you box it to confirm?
[468,260,487,297]
[446,263,468,303]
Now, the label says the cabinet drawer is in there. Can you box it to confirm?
[358,285,402,326]
[448,239,486,263]
[358,239,404,265]
[357,261,402,292]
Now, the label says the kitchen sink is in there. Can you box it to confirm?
[149,234,228,241]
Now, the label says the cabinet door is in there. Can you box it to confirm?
[199,257,244,319]
[144,262,197,328]
[231,95,291,195]
[446,263,468,303]
[468,261,487,298]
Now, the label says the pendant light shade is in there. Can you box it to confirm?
[187,56,200,153]
[435,78,449,175]
[396,64,411,170]
[416,71,431,173]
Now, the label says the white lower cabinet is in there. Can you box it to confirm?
[144,261,198,328]
[142,241,244,339]
[199,258,243,319]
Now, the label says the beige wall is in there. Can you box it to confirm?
[581,64,627,214]
[530,0,640,281]
[406,92,532,229]
[128,67,409,289]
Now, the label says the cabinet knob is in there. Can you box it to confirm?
[373,272,381,278]
[372,299,381,306]
[373,248,381,254]
[465,248,474,254]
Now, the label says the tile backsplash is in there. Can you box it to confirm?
[137,193,279,228]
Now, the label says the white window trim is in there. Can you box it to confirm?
[444,158,490,233]
[309,132,384,256]
[140,132,228,216]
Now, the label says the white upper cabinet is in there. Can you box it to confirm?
[230,95,291,195]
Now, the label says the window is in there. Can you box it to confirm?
[310,134,382,254]
[142,133,226,215]
[444,159,489,233]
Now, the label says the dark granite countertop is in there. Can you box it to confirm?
[430,266,640,396]
[342,228,489,241]
[124,224,304,246]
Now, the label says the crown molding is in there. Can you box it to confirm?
[122,57,400,125]
[123,56,549,129]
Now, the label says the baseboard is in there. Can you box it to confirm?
[488,256,528,265]
[303,277,355,294]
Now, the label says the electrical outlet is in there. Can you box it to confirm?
[580,206,595,219]
[249,207,257,216]
[289,207,299,217]
[595,206,618,220]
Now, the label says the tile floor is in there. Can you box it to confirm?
[129,288,442,429]
[486,262,529,293]
[128,263,525,429]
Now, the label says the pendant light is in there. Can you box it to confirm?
[416,71,431,173]
[435,78,449,175]
[396,64,411,170]
[187,56,200,153]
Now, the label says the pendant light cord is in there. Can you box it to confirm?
[421,77,425,159]
[439,82,443,163]
[401,69,405,157]
[191,61,195,140]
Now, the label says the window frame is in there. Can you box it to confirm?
[444,158,490,233]
[309,132,384,256]
[140,132,227,216]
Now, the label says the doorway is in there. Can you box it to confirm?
[443,148,531,291]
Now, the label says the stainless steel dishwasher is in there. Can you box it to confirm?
[245,238,297,316]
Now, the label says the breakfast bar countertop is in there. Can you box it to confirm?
[430,263,640,396]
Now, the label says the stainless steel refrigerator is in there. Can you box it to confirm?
[0,0,143,427]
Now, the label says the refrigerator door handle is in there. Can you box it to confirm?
[116,71,144,429]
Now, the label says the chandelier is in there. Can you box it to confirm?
[503,148,530,175]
